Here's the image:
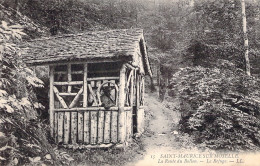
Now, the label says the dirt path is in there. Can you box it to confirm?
[127,93,198,166]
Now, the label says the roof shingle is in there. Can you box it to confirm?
[21,28,152,76]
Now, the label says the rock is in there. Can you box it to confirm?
[171,130,178,135]
[45,154,51,160]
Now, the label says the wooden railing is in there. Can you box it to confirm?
[54,108,119,145]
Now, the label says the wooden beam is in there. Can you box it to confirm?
[88,69,120,74]
[72,71,83,74]
[53,81,83,86]
[59,93,77,96]
[54,71,83,75]
[69,87,83,108]
[53,107,119,112]
[125,63,136,70]
[67,64,72,93]
[126,70,133,87]
[38,59,126,67]
[49,66,55,137]
[87,77,119,81]
[125,70,133,107]
[53,86,68,108]
[54,71,66,74]
[83,64,88,108]
[88,84,98,106]
[118,64,126,143]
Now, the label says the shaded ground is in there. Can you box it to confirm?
[127,92,200,166]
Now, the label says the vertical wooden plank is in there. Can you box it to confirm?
[68,64,72,93]
[126,111,129,140]
[111,110,118,143]
[136,75,140,109]
[82,64,88,143]
[133,69,137,106]
[49,66,54,137]
[128,110,133,140]
[64,112,70,144]
[83,111,90,144]
[96,80,101,89]
[71,112,77,144]
[97,110,104,144]
[54,112,58,142]
[130,70,134,107]
[137,108,145,134]
[142,77,145,105]
[104,110,111,143]
[78,112,84,143]
[90,111,97,144]
[125,111,128,141]
[135,74,140,135]
[91,81,95,88]
[90,81,97,106]
[57,112,64,143]
[118,64,126,143]
[96,81,101,106]
[83,64,88,107]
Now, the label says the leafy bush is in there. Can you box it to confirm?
[0,21,62,165]
[170,60,260,151]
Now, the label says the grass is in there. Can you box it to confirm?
[60,138,145,166]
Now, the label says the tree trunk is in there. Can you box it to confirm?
[241,0,251,76]
[149,75,156,92]
[159,63,166,101]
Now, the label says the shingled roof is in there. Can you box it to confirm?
[21,28,152,76]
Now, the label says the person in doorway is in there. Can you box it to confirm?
[100,86,116,109]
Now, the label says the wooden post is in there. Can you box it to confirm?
[49,66,54,137]
[82,64,88,143]
[118,64,126,143]
[142,76,145,106]
[83,64,88,107]
[136,74,140,109]
[130,69,134,107]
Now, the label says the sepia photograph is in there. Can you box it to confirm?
[0,0,260,165]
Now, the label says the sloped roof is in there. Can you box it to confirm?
[21,28,152,76]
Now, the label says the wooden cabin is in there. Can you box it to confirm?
[22,29,152,148]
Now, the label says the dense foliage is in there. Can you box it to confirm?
[1,0,141,36]
[170,60,260,151]
[0,20,48,165]
[0,21,77,165]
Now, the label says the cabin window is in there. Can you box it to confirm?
[87,62,120,107]
[52,63,121,109]
[88,62,120,78]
